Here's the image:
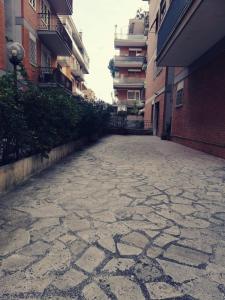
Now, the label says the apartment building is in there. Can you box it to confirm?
[58,16,90,97]
[144,0,225,159]
[1,0,89,96]
[143,0,172,137]
[112,15,147,114]
[2,0,73,91]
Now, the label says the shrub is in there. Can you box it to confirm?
[0,72,111,165]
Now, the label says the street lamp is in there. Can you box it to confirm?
[7,42,25,94]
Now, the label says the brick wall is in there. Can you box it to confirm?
[171,52,225,159]
[144,0,167,132]
[0,0,6,72]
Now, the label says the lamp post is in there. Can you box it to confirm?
[7,42,25,97]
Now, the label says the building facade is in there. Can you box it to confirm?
[144,0,225,159]
[58,16,90,97]
[1,0,90,95]
[112,15,147,114]
[143,0,172,137]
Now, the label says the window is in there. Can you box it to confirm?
[127,90,140,101]
[29,0,36,10]
[29,36,37,66]
[176,81,184,107]
[129,23,135,34]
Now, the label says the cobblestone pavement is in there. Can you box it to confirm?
[1,136,225,299]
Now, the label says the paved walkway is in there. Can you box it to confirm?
[0,136,225,299]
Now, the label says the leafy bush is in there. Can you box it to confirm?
[0,71,111,164]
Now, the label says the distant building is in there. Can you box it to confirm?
[111,12,148,115]
[58,16,90,96]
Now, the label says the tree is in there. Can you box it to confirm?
[108,59,118,78]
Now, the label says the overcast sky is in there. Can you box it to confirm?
[73,0,148,103]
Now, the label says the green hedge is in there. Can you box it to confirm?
[0,72,111,164]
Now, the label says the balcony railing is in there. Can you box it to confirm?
[47,0,73,15]
[114,34,147,47]
[37,13,72,56]
[115,56,145,62]
[113,77,145,88]
[115,34,146,40]
[71,66,84,81]
[114,56,145,68]
[38,67,72,92]
[157,0,193,57]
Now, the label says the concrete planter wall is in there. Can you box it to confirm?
[0,137,90,195]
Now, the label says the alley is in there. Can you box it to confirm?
[0,136,225,299]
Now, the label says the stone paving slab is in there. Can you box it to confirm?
[0,136,225,299]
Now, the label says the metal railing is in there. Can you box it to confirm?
[39,67,72,92]
[109,116,152,131]
[37,13,72,52]
[157,0,193,57]
[114,55,145,62]
[115,33,146,40]
[114,77,145,84]
[71,65,84,80]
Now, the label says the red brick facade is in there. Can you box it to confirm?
[144,0,168,135]
[171,52,225,159]
[0,0,6,72]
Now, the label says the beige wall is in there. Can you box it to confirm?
[0,138,89,196]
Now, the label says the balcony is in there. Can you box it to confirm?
[114,56,145,68]
[38,67,72,93]
[114,34,147,47]
[113,77,145,89]
[157,0,225,66]
[47,0,73,15]
[37,13,72,56]
[116,100,145,108]
[71,67,84,82]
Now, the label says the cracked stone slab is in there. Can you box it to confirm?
[83,282,109,300]
[98,236,116,253]
[98,276,145,300]
[52,269,87,290]
[16,205,66,218]
[117,243,142,256]
[75,246,105,273]
[1,254,36,272]
[0,229,30,256]
[28,241,71,277]
[163,244,210,267]
[147,246,162,258]
[153,233,179,248]
[0,271,53,295]
[133,257,164,282]
[146,282,183,299]
[19,240,51,257]
[157,259,205,283]
[121,232,149,248]
[103,258,135,272]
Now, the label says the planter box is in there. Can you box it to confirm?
[0,137,92,196]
